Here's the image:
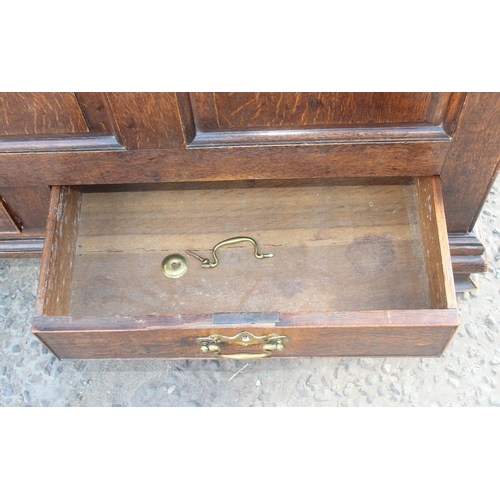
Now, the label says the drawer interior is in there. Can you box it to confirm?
[38,177,455,319]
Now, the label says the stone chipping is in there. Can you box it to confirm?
[1,178,500,407]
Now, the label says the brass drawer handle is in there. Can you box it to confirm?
[187,236,273,269]
[196,331,290,359]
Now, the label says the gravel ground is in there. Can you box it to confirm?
[1,178,500,407]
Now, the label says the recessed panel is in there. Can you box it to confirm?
[213,92,433,128]
[0,92,88,135]
[183,92,458,148]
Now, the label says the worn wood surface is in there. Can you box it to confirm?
[66,179,434,317]
[188,125,449,147]
[36,186,82,316]
[449,223,487,292]
[415,177,456,309]
[33,309,458,359]
[0,93,88,135]
[0,237,44,257]
[441,92,500,232]
[34,176,460,358]
[0,134,123,153]
[2,92,498,297]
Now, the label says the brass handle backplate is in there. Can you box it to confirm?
[187,236,273,269]
[195,331,291,359]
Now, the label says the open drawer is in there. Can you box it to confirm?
[33,177,458,359]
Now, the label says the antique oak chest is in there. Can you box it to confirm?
[1,93,499,359]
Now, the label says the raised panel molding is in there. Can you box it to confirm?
[449,224,488,292]
[179,92,464,148]
[0,92,124,153]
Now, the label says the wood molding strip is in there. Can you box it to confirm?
[0,134,125,153]
[189,124,450,148]
[0,237,44,256]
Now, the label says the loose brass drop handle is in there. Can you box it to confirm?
[196,331,291,359]
[187,236,273,269]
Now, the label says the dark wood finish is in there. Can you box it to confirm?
[209,93,434,127]
[0,186,51,236]
[0,195,21,233]
[1,92,499,297]
[440,93,500,232]
[188,124,450,148]
[184,92,458,147]
[0,93,88,135]
[33,176,458,359]
[105,93,185,150]
[0,92,123,153]
[74,93,119,137]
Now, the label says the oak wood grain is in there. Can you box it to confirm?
[34,176,459,358]
[0,186,50,235]
[33,309,458,359]
[0,141,450,186]
[441,92,500,232]
[106,93,185,150]
[36,186,82,316]
[209,93,434,128]
[74,92,120,138]
[0,93,88,135]
[415,177,456,309]
[186,92,456,147]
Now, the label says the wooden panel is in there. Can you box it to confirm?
[75,93,119,136]
[211,93,433,128]
[33,310,458,359]
[184,92,458,147]
[0,93,88,135]
[0,141,450,186]
[106,93,185,150]
[0,186,50,235]
[36,186,82,317]
[415,177,456,309]
[0,197,19,233]
[440,92,500,232]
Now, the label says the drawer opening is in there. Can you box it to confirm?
[37,177,456,320]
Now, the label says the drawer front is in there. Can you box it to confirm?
[33,311,458,359]
[33,177,458,359]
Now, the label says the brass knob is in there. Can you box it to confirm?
[161,253,189,279]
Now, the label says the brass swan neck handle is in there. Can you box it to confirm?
[186,236,274,269]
